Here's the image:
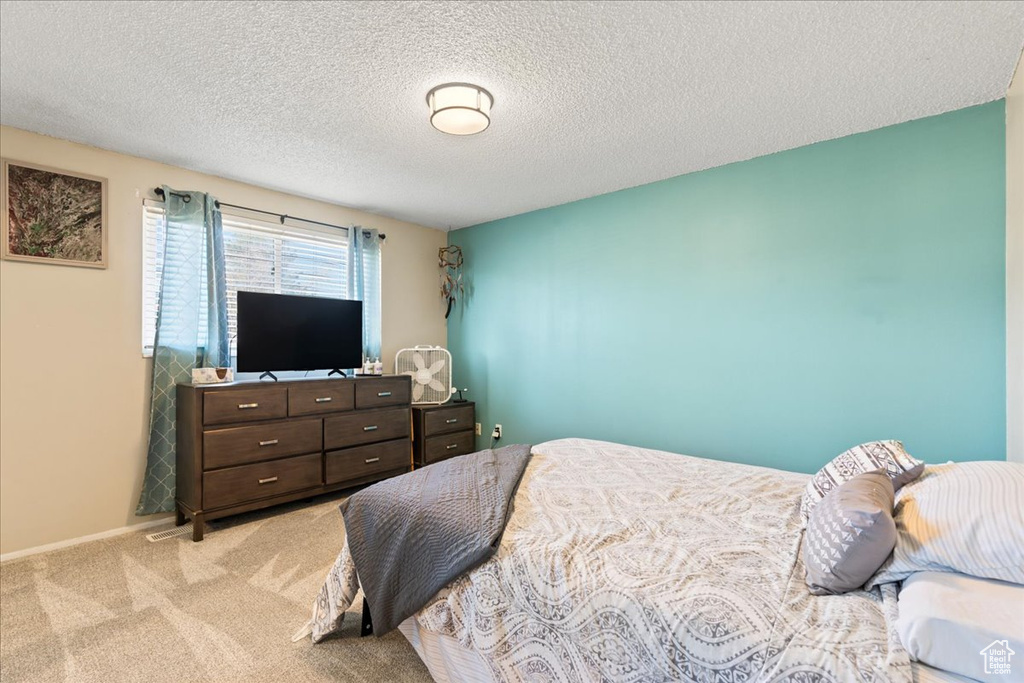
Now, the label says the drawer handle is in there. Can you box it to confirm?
[257,476,278,485]
[377,391,392,397]
[258,439,279,447]
[363,425,378,432]
[238,403,259,410]
[314,397,332,403]
[445,418,458,424]
[446,443,459,450]
[364,457,381,464]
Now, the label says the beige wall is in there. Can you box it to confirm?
[1009,50,1024,464]
[0,126,447,554]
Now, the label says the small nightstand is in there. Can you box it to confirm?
[412,402,476,467]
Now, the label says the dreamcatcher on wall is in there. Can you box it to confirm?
[439,244,463,319]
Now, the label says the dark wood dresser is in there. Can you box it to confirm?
[412,401,476,467]
[176,376,412,541]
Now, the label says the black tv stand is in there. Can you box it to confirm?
[328,368,348,378]
[259,371,278,382]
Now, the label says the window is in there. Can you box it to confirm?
[142,200,352,357]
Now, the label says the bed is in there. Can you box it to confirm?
[309,438,982,682]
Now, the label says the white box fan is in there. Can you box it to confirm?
[395,346,455,405]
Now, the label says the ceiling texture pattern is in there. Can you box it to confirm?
[2,0,1023,230]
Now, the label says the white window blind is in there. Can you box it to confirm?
[142,200,351,356]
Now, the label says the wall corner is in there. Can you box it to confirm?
[1007,47,1024,463]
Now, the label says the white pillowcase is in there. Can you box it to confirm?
[867,461,1024,588]
[896,571,1024,681]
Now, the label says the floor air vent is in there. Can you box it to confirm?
[145,524,207,542]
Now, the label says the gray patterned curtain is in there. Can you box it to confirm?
[136,187,228,515]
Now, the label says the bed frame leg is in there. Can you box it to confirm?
[360,597,373,637]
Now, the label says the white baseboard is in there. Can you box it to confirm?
[0,516,174,563]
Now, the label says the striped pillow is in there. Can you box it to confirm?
[800,440,924,523]
[865,461,1024,588]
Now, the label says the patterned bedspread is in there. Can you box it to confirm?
[313,438,912,682]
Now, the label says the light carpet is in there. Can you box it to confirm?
[0,493,432,682]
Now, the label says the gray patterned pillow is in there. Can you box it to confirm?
[801,440,923,523]
[803,470,896,595]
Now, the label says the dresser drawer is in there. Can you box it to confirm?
[324,407,409,449]
[423,430,475,464]
[203,453,321,509]
[355,378,411,409]
[203,419,322,469]
[288,381,354,416]
[204,388,287,425]
[326,439,409,485]
[423,404,475,436]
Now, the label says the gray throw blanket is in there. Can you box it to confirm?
[341,444,532,635]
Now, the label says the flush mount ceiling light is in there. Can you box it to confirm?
[426,82,493,135]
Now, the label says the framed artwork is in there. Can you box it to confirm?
[2,159,107,269]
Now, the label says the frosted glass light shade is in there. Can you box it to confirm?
[427,83,493,135]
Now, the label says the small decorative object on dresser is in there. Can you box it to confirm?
[412,401,475,467]
[191,367,233,384]
[176,375,412,541]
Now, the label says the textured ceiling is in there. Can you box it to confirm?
[1,1,1023,230]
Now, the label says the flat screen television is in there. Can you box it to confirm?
[236,292,363,374]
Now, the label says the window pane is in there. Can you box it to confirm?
[223,226,278,356]
[142,201,355,359]
[141,205,166,354]
[279,239,347,298]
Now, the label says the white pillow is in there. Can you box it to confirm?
[896,571,1024,681]
[867,461,1024,587]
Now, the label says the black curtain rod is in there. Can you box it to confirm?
[152,188,385,240]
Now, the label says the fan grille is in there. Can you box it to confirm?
[395,346,453,405]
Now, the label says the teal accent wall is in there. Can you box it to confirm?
[447,102,1006,473]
